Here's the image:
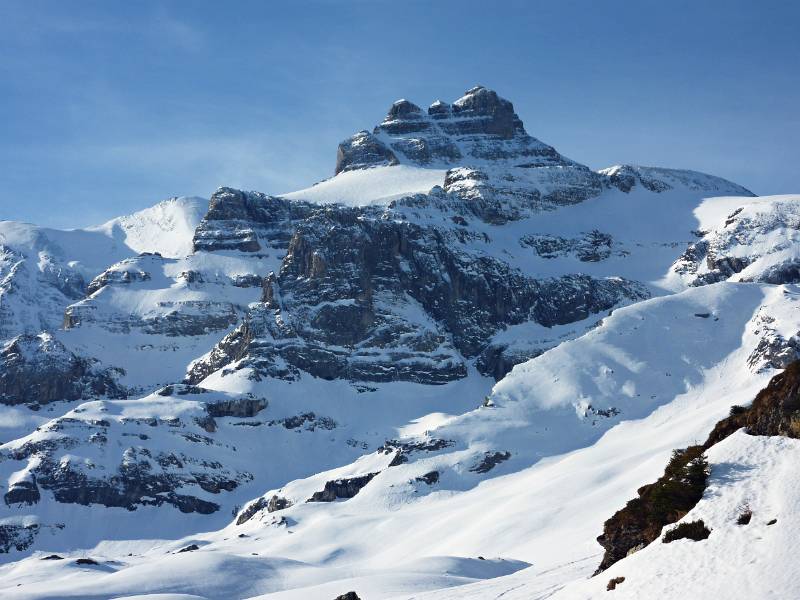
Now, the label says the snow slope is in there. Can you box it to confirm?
[281,165,447,207]
[90,197,209,258]
[0,186,785,599]
[550,431,798,600]
[4,282,798,599]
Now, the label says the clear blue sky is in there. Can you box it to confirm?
[1,0,798,228]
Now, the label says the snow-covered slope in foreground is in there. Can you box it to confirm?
[3,282,799,599]
[553,431,798,600]
[280,165,447,207]
[414,431,798,600]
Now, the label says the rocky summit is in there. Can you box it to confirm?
[0,86,795,600]
[336,85,606,218]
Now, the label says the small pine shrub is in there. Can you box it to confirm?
[649,449,709,522]
[729,405,747,417]
[662,519,711,543]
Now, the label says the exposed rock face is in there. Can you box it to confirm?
[4,473,40,506]
[28,445,234,514]
[307,473,379,502]
[476,342,548,382]
[416,471,440,485]
[205,396,268,418]
[193,187,316,253]
[379,438,455,466]
[335,131,399,174]
[0,389,261,516]
[335,86,605,219]
[235,493,292,525]
[235,497,268,525]
[470,451,511,473]
[185,319,256,384]
[723,359,800,439]
[746,313,800,373]
[0,239,87,340]
[0,522,40,554]
[367,85,560,166]
[267,494,291,512]
[236,494,292,525]
[167,385,267,432]
[0,333,125,406]
[520,230,628,262]
[189,201,646,384]
[65,253,242,338]
[86,257,152,295]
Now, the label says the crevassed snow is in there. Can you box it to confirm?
[280,165,447,207]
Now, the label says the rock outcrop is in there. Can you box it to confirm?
[671,196,800,287]
[595,360,800,573]
[600,164,753,197]
[193,188,315,253]
[307,473,379,502]
[0,333,125,406]
[0,388,264,516]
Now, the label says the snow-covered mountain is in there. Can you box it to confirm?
[0,87,796,600]
[0,197,207,340]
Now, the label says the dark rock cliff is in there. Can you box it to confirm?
[0,333,126,406]
[188,202,646,384]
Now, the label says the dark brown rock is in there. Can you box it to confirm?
[308,473,379,502]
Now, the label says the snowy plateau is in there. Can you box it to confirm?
[0,86,798,599]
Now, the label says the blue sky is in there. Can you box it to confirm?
[1,0,798,228]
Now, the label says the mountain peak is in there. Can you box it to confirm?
[335,86,565,174]
[386,99,422,119]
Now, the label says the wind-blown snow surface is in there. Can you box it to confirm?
[3,282,798,599]
[280,165,447,206]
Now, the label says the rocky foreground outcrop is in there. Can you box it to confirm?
[595,359,800,573]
